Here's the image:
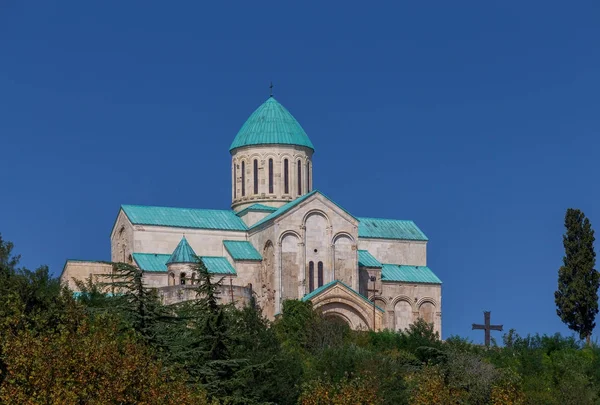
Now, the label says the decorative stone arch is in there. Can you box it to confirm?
[278,230,302,245]
[247,151,263,162]
[168,272,175,286]
[332,232,356,287]
[393,295,416,332]
[332,231,355,245]
[393,295,416,311]
[370,295,389,306]
[262,151,279,162]
[417,297,437,325]
[416,297,438,308]
[279,232,301,301]
[302,209,332,229]
[260,240,276,319]
[312,295,372,330]
[322,311,354,329]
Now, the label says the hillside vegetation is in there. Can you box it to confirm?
[1,234,599,405]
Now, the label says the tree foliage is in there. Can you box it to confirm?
[555,208,600,344]
[5,232,600,404]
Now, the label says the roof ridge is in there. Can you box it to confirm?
[122,204,235,213]
[357,216,415,222]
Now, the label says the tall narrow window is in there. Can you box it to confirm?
[284,159,289,194]
[233,164,237,199]
[297,160,302,195]
[307,162,310,192]
[253,159,258,194]
[241,162,245,196]
[309,261,315,292]
[317,262,324,287]
[180,273,187,285]
[268,158,273,193]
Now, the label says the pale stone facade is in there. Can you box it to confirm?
[61,95,442,335]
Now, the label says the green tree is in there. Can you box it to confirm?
[555,208,600,345]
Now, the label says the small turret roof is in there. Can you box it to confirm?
[230,97,314,152]
[166,236,197,264]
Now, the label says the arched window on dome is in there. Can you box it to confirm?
[253,159,258,195]
[318,261,324,288]
[180,272,187,285]
[268,158,273,194]
[233,163,237,199]
[241,161,246,197]
[297,160,302,195]
[307,162,310,192]
[309,261,315,293]
[284,159,289,194]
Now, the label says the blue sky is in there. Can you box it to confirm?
[1,1,599,342]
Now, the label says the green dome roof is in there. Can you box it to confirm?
[167,236,197,265]
[230,97,314,152]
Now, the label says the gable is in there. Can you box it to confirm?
[250,190,357,231]
[302,280,384,312]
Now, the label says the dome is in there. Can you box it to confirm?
[229,97,314,152]
[167,236,197,264]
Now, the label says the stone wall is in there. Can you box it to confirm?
[60,261,113,291]
[358,239,427,266]
[250,192,360,314]
[231,144,314,211]
[238,210,271,227]
[111,211,135,263]
[130,226,247,257]
[157,282,252,306]
[377,282,442,336]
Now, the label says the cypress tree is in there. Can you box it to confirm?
[555,208,600,345]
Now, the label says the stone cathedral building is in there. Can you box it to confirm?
[61,94,442,334]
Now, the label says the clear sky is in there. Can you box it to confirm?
[1,1,599,343]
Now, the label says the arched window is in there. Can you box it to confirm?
[297,160,302,195]
[284,159,289,194]
[233,163,237,199]
[307,162,310,192]
[317,262,324,288]
[169,272,175,286]
[191,273,196,285]
[253,159,259,194]
[180,272,186,285]
[309,261,314,293]
[268,158,273,194]
[241,161,246,196]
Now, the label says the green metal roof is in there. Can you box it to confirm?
[381,264,442,284]
[133,253,170,272]
[121,205,248,231]
[201,256,237,275]
[302,280,384,312]
[223,240,262,261]
[358,250,382,268]
[236,203,278,217]
[357,217,428,241]
[132,253,236,275]
[229,97,314,152]
[167,237,197,264]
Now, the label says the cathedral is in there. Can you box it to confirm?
[61,94,442,334]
